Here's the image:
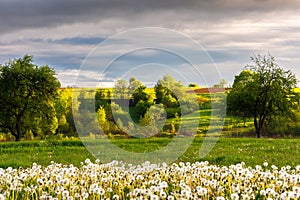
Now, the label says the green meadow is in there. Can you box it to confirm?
[1,137,300,169]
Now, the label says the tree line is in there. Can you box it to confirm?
[1,54,299,141]
[74,74,199,138]
[0,55,199,141]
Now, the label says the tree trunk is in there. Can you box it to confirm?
[255,128,262,138]
[15,121,22,142]
[15,134,21,142]
[254,117,262,138]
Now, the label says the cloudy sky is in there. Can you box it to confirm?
[1,0,300,87]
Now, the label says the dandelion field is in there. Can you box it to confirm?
[1,138,300,199]
[2,159,300,199]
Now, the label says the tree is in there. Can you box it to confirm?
[96,106,111,134]
[213,79,227,88]
[135,100,152,119]
[227,54,299,138]
[128,77,150,106]
[154,75,198,117]
[0,55,60,141]
[154,75,184,107]
[55,89,76,136]
[128,77,142,97]
[188,83,199,88]
[132,85,150,106]
[113,79,128,99]
[138,104,166,136]
[95,88,111,111]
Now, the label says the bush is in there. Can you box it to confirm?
[264,113,300,137]
[24,130,34,140]
[166,107,180,118]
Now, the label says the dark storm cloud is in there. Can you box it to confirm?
[1,0,299,35]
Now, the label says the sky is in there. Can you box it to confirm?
[0,0,300,87]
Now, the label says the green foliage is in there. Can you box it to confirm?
[110,102,131,126]
[165,114,180,134]
[155,75,184,106]
[96,106,107,124]
[31,109,58,138]
[111,77,153,122]
[129,79,152,120]
[188,83,199,88]
[54,89,78,136]
[132,104,166,137]
[180,95,199,115]
[264,111,300,137]
[131,85,150,106]
[96,106,111,134]
[113,79,128,99]
[227,54,300,138]
[95,88,111,109]
[155,75,198,118]
[148,104,166,122]
[24,130,34,140]
[165,107,180,118]
[154,75,185,117]
[4,133,15,142]
[78,76,199,137]
[135,100,152,119]
[0,55,60,141]
[128,77,143,98]
[73,110,101,136]
[197,94,211,108]
[139,112,151,127]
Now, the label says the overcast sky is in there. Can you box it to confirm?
[1,0,300,87]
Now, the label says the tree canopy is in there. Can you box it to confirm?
[227,54,299,138]
[113,79,128,99]
[0,55,60,141]
[154,75,183,109]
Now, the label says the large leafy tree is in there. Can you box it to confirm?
[55,89,76,136]
[129,77,150,106]
[227,54,299,138]
[154,75,184,108]
[0,55,60,141]
[113,79,128,99]
[128,77,143,97]
[154,75,199,118]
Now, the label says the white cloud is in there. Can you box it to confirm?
[56,69,116,88]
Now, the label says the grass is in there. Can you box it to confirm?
[0,140,94,169]
[187,137,300,167]
[1,137,300,169]
[165,108,254,136]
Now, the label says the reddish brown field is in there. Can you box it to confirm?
[186,88,230,94]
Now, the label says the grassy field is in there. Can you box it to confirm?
[164,108,254,136]
[1,137,300,169]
